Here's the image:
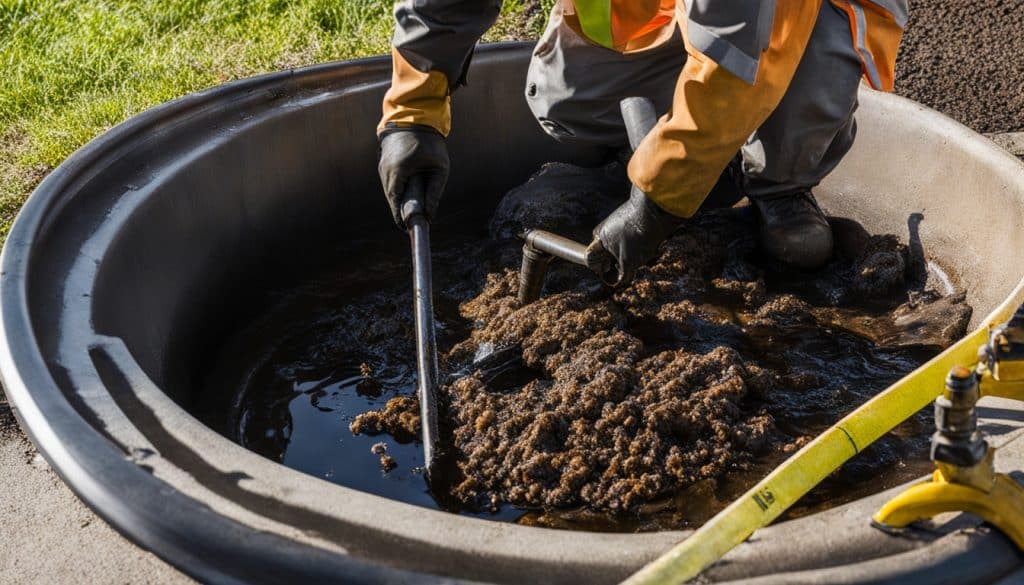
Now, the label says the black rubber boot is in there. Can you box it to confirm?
[751,190,834,269]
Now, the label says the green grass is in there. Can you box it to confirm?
[0,0,550,240]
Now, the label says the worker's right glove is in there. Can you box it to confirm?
[591,186,683,286]
[378,125,450,228]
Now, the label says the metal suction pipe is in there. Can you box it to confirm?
[518,230,596,305]
[525,229,590,264]
[401,184,440,474]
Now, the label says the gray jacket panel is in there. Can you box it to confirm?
[685,0,776,84]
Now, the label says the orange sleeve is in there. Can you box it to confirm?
[377,0,503,138]
[629,1,823,217]
[378,48,452,137]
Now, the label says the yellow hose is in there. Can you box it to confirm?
[623,278,1024,585]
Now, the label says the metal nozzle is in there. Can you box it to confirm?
[518,242,551,305]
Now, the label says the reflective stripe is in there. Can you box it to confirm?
[684,0,775,86]
[574,0,615,48]
[850,2,883,89]
[865,0,907,27]
[685,19,760,85]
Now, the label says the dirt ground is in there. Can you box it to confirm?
[1,2,1022,581]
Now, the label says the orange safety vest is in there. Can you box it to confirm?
[571,0,906,91]
[830,0,905,91]
[573,0,676,52]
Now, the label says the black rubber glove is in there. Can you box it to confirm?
[593,186,683,286]
[378,125,450,228]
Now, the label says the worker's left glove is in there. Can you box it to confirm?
[592,186,683,286]
[378,125,450,228]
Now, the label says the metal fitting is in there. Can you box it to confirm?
[982,304,1024,381]
[517,229,616,305]
[931,366,988,466]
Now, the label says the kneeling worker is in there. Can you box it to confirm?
[377,0,907,282]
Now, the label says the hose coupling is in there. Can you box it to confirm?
[980,303,1024,382]
[931,365,987,467]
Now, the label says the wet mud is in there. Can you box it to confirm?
[212,162,971,531]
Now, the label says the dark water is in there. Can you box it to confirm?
[203,225,956,532]
[204,234,523,523]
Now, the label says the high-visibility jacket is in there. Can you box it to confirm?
[566,0,905,89]
[379,0,907,217]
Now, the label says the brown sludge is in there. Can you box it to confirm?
[443,211,798,512]
[448,330,774,511]
[352,162,973,519]
[350,396,421,443]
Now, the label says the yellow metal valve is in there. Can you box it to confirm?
[872,449,1024,549]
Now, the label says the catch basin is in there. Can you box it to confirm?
[3,44,1024,583]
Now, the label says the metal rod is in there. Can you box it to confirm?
[518,229,617,304]
[403,198,440,474]
[524,230,589,266]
